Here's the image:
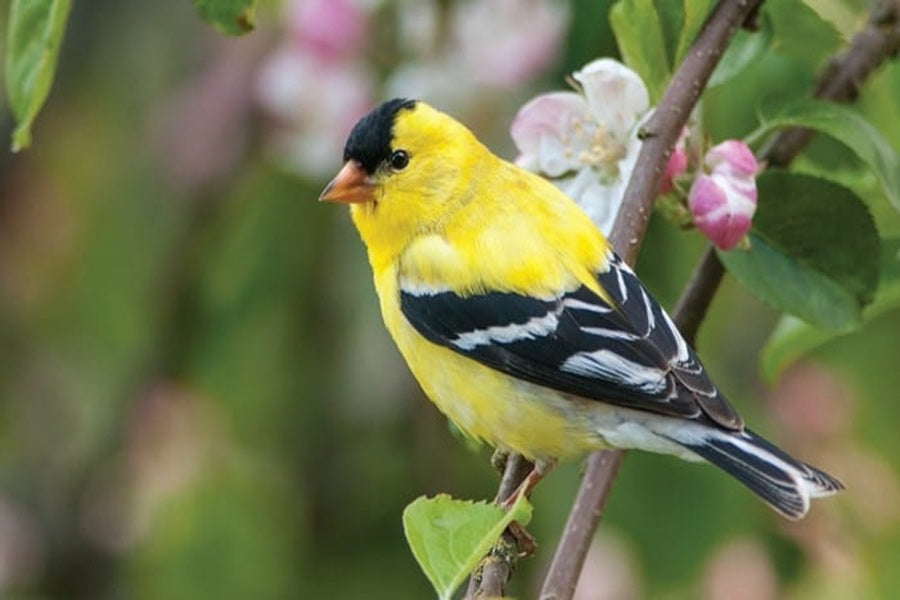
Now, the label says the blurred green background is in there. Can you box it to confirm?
[1,0,898,598]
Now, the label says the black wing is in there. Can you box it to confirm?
[400,252,743,430]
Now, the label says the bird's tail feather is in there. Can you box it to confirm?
[670,428,843,520]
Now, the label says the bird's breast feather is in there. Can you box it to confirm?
[398,252,744,430]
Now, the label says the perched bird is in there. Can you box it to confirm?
[320,98,842,519]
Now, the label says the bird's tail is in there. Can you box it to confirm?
[670,427,843,520]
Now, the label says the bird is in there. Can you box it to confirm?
[319,97,843,520]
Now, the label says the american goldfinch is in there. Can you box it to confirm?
[320,98,842,519]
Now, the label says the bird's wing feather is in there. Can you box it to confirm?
[400,252,743,429]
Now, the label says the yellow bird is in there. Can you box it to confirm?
[320,98,842,519]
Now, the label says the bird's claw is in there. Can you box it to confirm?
[490,449,509,474]
[508,521,537,556]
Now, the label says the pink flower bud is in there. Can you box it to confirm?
[659,128,688,194]
[705,139,757,178]
[689,145,758,251]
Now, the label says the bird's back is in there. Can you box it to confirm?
[400,148,614,300]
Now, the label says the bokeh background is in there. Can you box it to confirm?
[1,0,899,598]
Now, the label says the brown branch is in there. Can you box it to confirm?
[539,3,763,598]
[672,246,726,346]
[654,0,900,357]
[537,450,626,599]
[675,0,900,350]
[540,2,900,598]
[760,0,900,167]
[472,0,900,598]
[466,453,533,598]
[609,1,765,263]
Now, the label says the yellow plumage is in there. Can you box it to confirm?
[351,103,610,296]
[320,98,842,519]
[351,103,610,458]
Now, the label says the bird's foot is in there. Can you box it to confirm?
[508,520,537,556]
[498,459,555,512]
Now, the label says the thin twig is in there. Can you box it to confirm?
[537,450,625,600]
[609,0,765,263]
[540,2,900,598]
[539,3,763,598]
[677,0,900,347]
[466,454,533,598]
[472,0,900,597]
[672,246,725,347]
[759,0,900,166]
[664,0,900,354]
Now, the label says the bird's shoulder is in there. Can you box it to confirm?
[399,159,611,298]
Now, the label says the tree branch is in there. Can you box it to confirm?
[466,453,533,598]
[540,2,900,598]
[609,0,765,263]
[539,3,763,597]
[672,246,725,346]
[673,0,900,352]
[665,0,900,352]
[759,0,900,166]
[472,0,900,598]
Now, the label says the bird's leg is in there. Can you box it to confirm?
[496,459,555,556]
[499,458,556,512]
[507,521,537,556]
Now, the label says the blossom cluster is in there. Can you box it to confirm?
[510,59,759,249]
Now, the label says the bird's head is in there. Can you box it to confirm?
[320,98,487,258]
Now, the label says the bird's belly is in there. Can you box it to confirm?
[389,320,603,460]
[374,269,691,462]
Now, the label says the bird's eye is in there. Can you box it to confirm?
[389,150,410,171]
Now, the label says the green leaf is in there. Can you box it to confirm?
[674,0,715,66]
[758,316,835,384]
[610,0,670,101]
[718,172,880,331]
[192,0,256,36]
[760,238,900,382]
[765,0,842,70]
[402,493,532,600]
[757,98,900,211]
[5,0,73,151]
[652,0,683,70]
[708,12,772,88]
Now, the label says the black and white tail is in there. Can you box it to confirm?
[672,428,843,520]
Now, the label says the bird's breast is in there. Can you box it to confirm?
[373,265,602,460]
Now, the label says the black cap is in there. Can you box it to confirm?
[343,98,417,174]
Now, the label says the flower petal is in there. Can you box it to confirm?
[558,168,624,235]
[689,172,758,250]
[573,58,649,140]
[660,127,689,194]
[705,140,758,178]
[511,91,590,176]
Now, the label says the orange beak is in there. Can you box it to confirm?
[319,160,375,204]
